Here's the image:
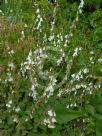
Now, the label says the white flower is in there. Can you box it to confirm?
[5,0,8,4]
[8,50,14,55]
[29,90,37,100]
[24,24,28,28]
[49,76,57,86]
[36,9,40,13]
[6,103,11,108]
[10,9,13,13]
[0,10,2,13]
[90,57,93,61]
[57,90,63,97]
[32,91,37,100]
[40,17,43,22]
[83,68,89,74]
[71,74,76,78]
[52,117,56,123]
[73,47,82,57]
[48,110,56,117]
[15,107,20,113]
[48,124,55,128]
[9,100,12,104]
[78,0,84,13]
[70,104,73,107]
[21,31,25,40]
[25,118,28,122]
[45,85,54,93]
[43,118,50,125]
[81,84,87,88]
[37,14,41,19]
[25,65,30,70]
[76,84,81,89]
[57,58,62,65]
[8,62,14,69]
[31,84,36,91]
[21,31,24,36]
[90,51,94,54]
[74,103,77,107]
[48,34,55,41]
[43,110,56,128]
[48,110,53,117]
[13,118,18,123]
[89,91,92,94]
[98,58,102,62]
[64,43,67,47]
[8,77,13,82]
[79,0,84,8]
[66,105,70,109]
[6,100,12,108]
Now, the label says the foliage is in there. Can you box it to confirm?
[0,0,102,136]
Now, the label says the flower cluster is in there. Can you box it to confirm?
[43,109,56,128]
[72,47,82,57]
[6,100,12,108]
[4,47,14,83]
[78,0,84,13]
[34,8,43,32]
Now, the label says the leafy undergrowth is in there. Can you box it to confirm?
[0,0,102,136]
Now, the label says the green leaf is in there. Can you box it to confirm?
[85,104,95,116]
[55,104,83,124]
[95,114,102,120]
[51,126,61,136]
[96,105,102,114]
[96,120,102,136]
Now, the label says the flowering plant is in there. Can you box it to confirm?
[0,0,102,135]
